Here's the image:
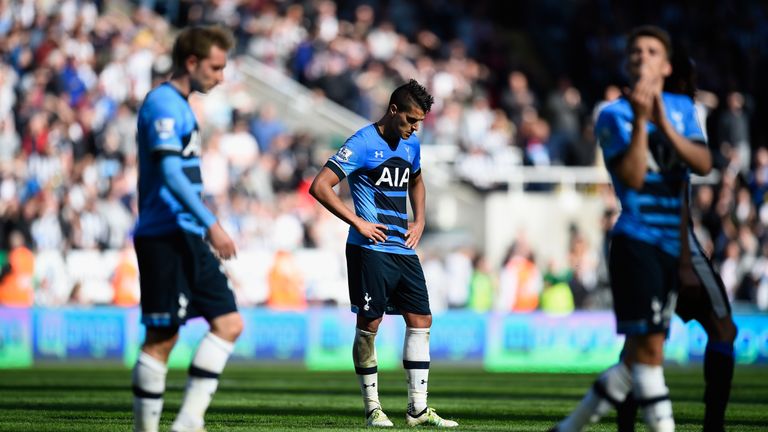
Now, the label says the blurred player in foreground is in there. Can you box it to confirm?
[613,41,738,432]
[551,25,734,432]
[131,26,243,432]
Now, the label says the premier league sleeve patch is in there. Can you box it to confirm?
[154,118,176,140]
[335,145,353,162]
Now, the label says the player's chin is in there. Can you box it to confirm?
[201,83,218,93]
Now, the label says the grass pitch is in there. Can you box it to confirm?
[0,364,765,431]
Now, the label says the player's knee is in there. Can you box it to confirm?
[357,315,383,333]
[711,317,738,344]
[225,314,245,340]
[212,313,244,342]
[404,313,432,329]
[142,329,179,360]
[631,334,665,365]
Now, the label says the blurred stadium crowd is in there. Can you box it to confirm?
[0,0,766,313]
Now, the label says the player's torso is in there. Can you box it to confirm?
[135,84,204,236]
[348,127,418,254]
[609,95,693,256]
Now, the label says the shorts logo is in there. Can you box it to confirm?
[651,297,662,324]
[154,118,175,140]
[335,146,353,162]
[178,293,189,319]
[363,293,372,311]
[374,150,384,158]
[663,292,677,326]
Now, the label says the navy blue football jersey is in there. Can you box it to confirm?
[597,92,707,257]
[325,124,421,255]
[134,83,208,237]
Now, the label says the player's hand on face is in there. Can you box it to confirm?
[625,77,655,120]
[651,92,667,126]
[625,64,659,120]
[207,221,237,260]
[355,219,389,244]
[405,220,424,249]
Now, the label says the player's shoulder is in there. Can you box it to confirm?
[141,83,185,116]
[345,124,377,148]
[595,98,630,122]
[662,92,695,110]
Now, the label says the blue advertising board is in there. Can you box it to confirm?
[0,307,765,370]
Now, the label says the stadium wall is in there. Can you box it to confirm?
[1,308,766,372]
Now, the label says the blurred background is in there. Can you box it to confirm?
[0,0,766,370]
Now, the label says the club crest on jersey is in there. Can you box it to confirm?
[335,146,353,162]
[154,118,175,140]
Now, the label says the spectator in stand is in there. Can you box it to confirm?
[717,92,751,176]
[0,230,35,306]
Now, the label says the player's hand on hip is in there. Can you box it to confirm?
[208,221,237,260]
[405,220,424,249]
[355,219,389,244]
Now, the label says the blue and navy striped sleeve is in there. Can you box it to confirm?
[160,155,216,229]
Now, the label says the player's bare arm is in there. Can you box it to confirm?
[310,166,388,244]
[616,76,654,190]
[405,172,425,249]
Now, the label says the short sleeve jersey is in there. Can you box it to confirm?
[325,124,421,255]
[134,83,206,237]
[597,92,707,257]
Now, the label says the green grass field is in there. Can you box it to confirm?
[0,365,765,431]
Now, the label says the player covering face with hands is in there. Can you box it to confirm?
[550,25,729,432]
[613,36,738,432]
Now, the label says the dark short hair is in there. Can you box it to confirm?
[172,26,234,72]
[389,79,434,114]
[626,25,672,60]
[664,44,697,98]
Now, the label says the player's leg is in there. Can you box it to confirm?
[625,333,675,432]
[553,236,673,432]
[551,357,633,432]
[133,328,179,432]
[172,233,242,432]
[132,234,188,432]
[680,240,737,432]
[394,254,457,428]
[402,312,431,418]
[615,385,640,432]
[698,311,737,432]
[356,314,391,426]
[172,312,243,432]
[348,245,393,427]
